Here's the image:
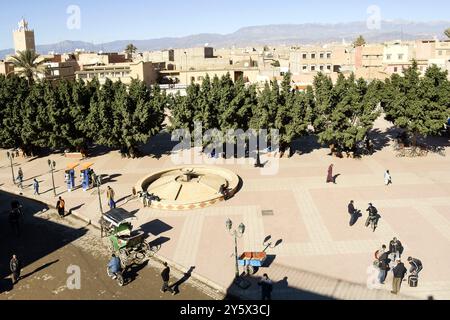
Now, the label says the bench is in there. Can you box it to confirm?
[65,152,86,159]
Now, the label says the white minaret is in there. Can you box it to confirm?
[13,18,36,53]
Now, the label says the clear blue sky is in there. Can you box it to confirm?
[1,0,449,49]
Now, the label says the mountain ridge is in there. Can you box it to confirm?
[1,20,449,59]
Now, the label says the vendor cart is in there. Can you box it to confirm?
[238,252,267,275]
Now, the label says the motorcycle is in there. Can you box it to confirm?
[106,267,125,286]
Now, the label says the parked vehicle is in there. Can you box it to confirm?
[99,208,159,269]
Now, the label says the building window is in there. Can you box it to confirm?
[438,50,443,56]
[302,65,308,71]
[386,54,392,60]
[394,67,398,72]
[320,53,324,59]
[319,65,324,71]
[302,53,307,59]
[327,52,332,59]
[327,65,332,70]
[311,65,316,71]
[398,54,404,60]
[311,53,316,59]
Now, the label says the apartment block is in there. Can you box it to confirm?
[75,61,158,87]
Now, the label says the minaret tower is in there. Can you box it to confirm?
[13,18,36,53]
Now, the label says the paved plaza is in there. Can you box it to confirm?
[1,118,449,300]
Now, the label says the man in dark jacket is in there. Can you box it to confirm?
[56,197,65,218]
[391,260,407,294]
[258,274,273,300]
[407,257,423,277]
[10,255,21,285]
[378,251,391,284]
[348,200,361,226]
[160,262,175,295]
[389,237,404,260]
[348,201,355,215]
[366,203,380,230]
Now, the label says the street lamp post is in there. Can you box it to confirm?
[254,130,263,168]
[6,151,16,184]
[226,218,245,279]
[48,160,57,197]
[93,173,104,237]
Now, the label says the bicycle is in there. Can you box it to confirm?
[431,146,446,157]
[396,148,407,157]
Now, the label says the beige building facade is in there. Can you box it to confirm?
[75,61,158,87]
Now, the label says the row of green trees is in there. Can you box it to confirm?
[169,72,382,153]
[169,65,449,154]
[0,75,166,156]
[1,61,448,158]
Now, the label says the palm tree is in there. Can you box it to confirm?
[9,50,48,84]
[125,43,138,56]
[445,28,450,39]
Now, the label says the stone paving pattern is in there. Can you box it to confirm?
[1,118,449,300]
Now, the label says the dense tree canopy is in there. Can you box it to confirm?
[315,73,381,151]
[381,61,450,146]
[0,75,166,157]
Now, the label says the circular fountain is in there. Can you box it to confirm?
[137,166,240,211]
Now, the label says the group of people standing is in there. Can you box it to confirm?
[374,237,423,295]
[347,201,381,231]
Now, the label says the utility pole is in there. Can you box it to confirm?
[6,151,15,184]
[48,160,56,197]
[94,173,104,237]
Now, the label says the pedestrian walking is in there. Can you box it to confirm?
[389,237,404,261]
[391,260,407,294]
[9,201,22,236]
[160,262,175,295]
[348,200,361,226]
[56,197,65,218]
[326,164,335,184]
[33,179,39,195]
[384,170,392,186]
[258,273,273,300]
[366,203,380,231]
[106,186,116,209]
[10,255,21,285]
[17,167,24,189]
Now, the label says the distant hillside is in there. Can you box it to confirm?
[1,20,449,59]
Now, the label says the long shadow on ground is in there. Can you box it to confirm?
[0,191,88,294]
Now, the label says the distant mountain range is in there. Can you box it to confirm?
[1,20,449,59]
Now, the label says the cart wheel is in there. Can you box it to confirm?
[134,251,146,264]
[146,242,160,257]
[119,249,128,268]
[116,273,125,287]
